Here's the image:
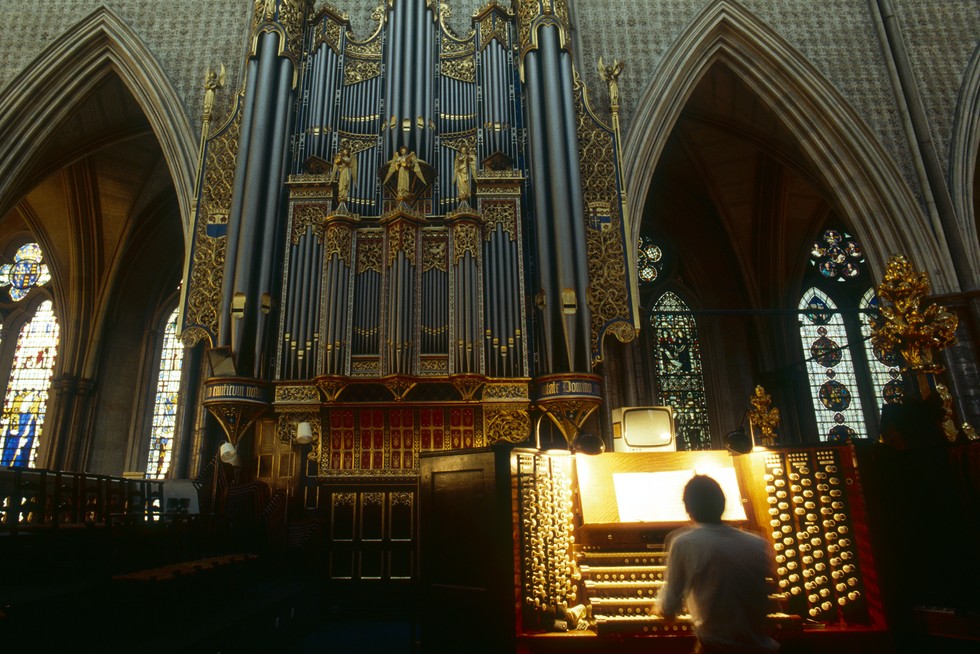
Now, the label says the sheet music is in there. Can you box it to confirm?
[613,467,747,523]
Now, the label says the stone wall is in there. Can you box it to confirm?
[895,0,980,176]
[0,1,251,135]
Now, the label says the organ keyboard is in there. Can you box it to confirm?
[577,542,802,636]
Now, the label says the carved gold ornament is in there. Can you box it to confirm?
[291,203,329,243]
[870,255,958,374]
[452,222,480,265]
[183,106,242,343]
[748,385,780,447]
[574,78,631,364]
[356,234,383,274]
[344,59,382,85]
[482,201,517,241]
[485,405,531,443]
[441,57,476,83]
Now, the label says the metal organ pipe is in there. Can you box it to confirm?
[453,250,461,371]
[311,236,324,376]
[323,250,336,374]
[387,3,403,155]
[226,31,296,377]
[488,230,499,378]
[421,8,434,163]
[487,43,498,155]
[219,56,259,344]
[337,253,350,372]
[540,28,578,370]
[353,261,364,355]
[254,56,295,377]
[284,239,301,378]
[313,47,328,161]
[304,48,320,167]
[559,53,592,369]
[523,54,556,373]
[325,251,341,374]
[402,1,415,153]
[532,25,591,373]
[294,231,312,379]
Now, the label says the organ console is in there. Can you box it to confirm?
[425,444,889,652]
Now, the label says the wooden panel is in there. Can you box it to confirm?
[389,491,414,541]
[389,549,414,579]
[330,551,354,579]
[360,492,384,541]
[359,550,384,579]
[331,491,356,540]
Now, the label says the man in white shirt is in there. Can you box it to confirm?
[655,474,780,654]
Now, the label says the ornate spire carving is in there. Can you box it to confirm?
[870,255,958,374]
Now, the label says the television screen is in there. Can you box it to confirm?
[613,406,675,451]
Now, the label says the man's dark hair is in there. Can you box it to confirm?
[683,474,726,523]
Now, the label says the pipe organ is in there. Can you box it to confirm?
[180,0,637,477]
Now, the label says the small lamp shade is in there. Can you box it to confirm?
[725,427,753,455]
[219,441,238,464]
[295,421,314,445]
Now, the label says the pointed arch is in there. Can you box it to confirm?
[950,43,980,280]
[0,6,197,244]
[623,0,955,292]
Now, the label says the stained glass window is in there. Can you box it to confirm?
[798,289,866,441]
[0,243,52,301]
[859,288,903,410]
[809,229,864,281]
[145,308,184,479]
[650,292,711,449]
[0,300,59,467]
[637,236,663,284]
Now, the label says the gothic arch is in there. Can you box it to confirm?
[950,43,980,280]
[622,0,955,292]
[0,6,197,243]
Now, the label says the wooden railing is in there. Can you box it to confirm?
[0,466,164,531]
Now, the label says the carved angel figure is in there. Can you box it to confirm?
[203,64,226,121]
[453,142,477,203]
[597,57,624,108]
[331,142,357,204]
[384,146,426,201]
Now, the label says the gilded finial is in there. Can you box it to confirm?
[870,255,958,374]
[748,385,780,447]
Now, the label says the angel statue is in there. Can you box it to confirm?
[597,57,624,109]
[384,146,426,201]
[203,64,226,123]
[331,141,357,205]
[453,142,477,204]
